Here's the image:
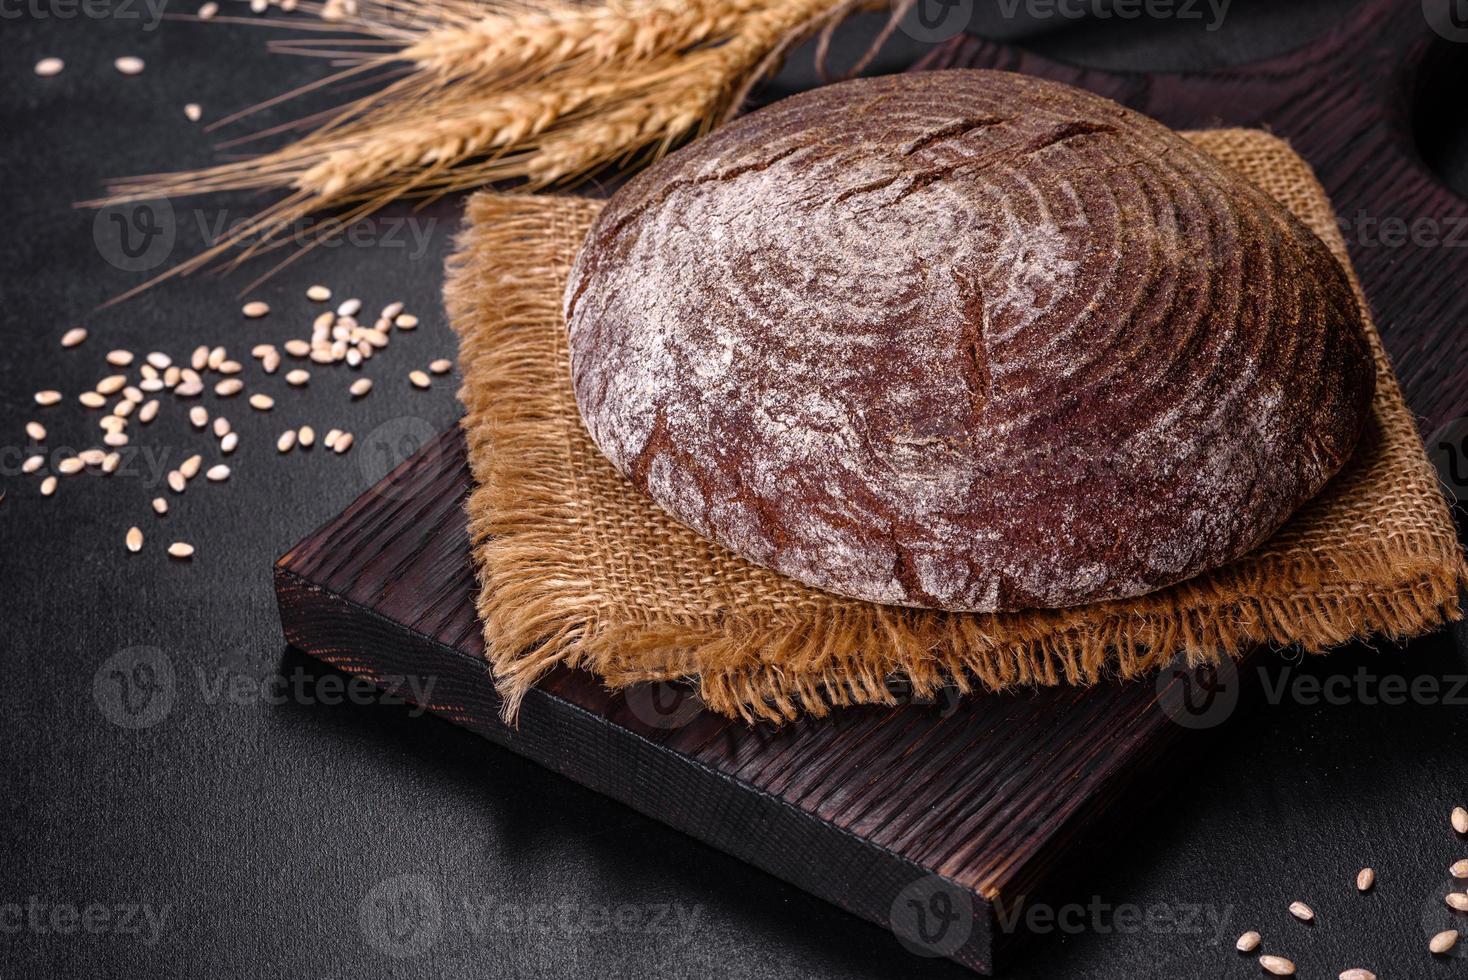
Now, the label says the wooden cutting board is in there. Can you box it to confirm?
[275,1,1466,972]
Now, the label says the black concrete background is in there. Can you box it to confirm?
[5,2,1468,977]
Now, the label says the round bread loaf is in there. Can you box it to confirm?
[564,70,1375,612]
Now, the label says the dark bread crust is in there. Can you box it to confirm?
[564,70,1376,612]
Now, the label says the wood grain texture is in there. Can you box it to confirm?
[276,7,1460,975]
[277,427,1209,974]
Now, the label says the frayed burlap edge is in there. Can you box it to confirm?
[447,130,1468,724]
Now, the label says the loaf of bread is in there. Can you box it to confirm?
[564,70,1375,612]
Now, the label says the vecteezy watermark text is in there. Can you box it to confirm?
[1,0,168,30]
[0,897,170,945]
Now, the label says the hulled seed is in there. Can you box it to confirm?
[213,417,231,438]
[57,457,83,475]
[284,340,311,358]
[1258,955,1295,976]
[297,425,315,448]
[100,416,126,434]
[164,366,181,387]
[23,455,45,474]
[286,369,310,386]
[381,301,404,321]
[25,421,46,441]
[333,432,354,454]
[198,0,217,16]
[103,432,128,448]
[1339,970,1376,980]
[409,370,430,389]
[184,103,202,122]
[1235,931,1260,953]
[152,497,168,515]
[124,385,143,403]
[114,56,145,75]
[34,57,64,77]
[79,449,106,466]
[167,542,195,559]
[307,285,331,302]
[1454,807,1468,835]
[180,454,203,479]
[1287,902,1313,923]
[215,379,244,397]
[1446,893,1468,912]
[324,428,340,449]
[107,350,135,366]
[79,392,107,409]
[208,346,226,370]
[97,375,127,395]
[113,399,135,418]
[1452,860,1468,879]
[140,400,160,423]
[141,378,165,392]
[175,380,204,398]
[1430,930,1459,954]
[40,475,57,497]
[429,359,452,374]
[218,360,242,375]
[395,313,418,329]
[262,351,280,374]
[220,432,239,454]
[192,345,209,370]
[206,464,230,482]
[1356,868,1374,892]
[61,327,88,348]
[277,430,297,453]
[190,406,209,429]
[35,390,62,406]
[167,471,186,493]
[336,298,362,317]
[146,351,171,369]
[242,301,271,318]
[126,527,143,553]
[102,452,120,474]
[350,378,373,398]
[249,394,274,411]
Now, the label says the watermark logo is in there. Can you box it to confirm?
[92,646,177,729]
[624,681,705,730]
[994,895,1234,940]
[1429,416,1468,501]
[890,875,974,958]
[357,415,442,501]
[1155,653,1240,730]
[1419,878,1468,959]
[359,874,443,959]
[1337,210,1468,249]
[897,0,973,42]
[1,0,169,31]
[1425,0,1468,42]
[93,200,176,274]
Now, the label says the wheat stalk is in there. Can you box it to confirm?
[95,0,887,299]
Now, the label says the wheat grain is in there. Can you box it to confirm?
[26,422,46,441]
[61,327,88,348]
[35,57,64,77]
[126,527,144,553]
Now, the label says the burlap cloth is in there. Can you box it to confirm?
[447,129,1467,723]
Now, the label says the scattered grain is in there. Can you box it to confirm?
[180,454,203,479]
[297,425,315,448]
[152,497,168,515]
[57,457,83,475]
[284,340,311,358]
[97,375,127,395]
[79,449,106,466]
[40,475,57,497]
[1446,893,1468,912]
[167,470,186,493]
[409,370,430,389]
[100,416,126,433]
[249,393,275,411]
[190,406,209,429]
[197,0,217,16]
[333,432,354,454]
[380,301,404,321]
[1338,970,1376,980]
[126,527,143,553]
[61,327,88,348]
[1235,931,1260,953]
[175,380,204,398]
[215,379,243,397]
[429,358,452,374]
[184,103,202,122]
[349,378,373,398]
[307,285,331,302]
[221,432,239,454]
[242,301,271,318]
[324,428,341,449]
[103,431,129,448]
[336,298,362,317]
[167,542,195,559]
[23,455,45,474]
[1258,955,1295,976]
[1356,868,1374,892]
[102,452,120,474]
[34,57,64,77]
[1452,860,1468,879]
[25,421,46,441]
[114,56,145,75]
[206,464,230,482]
[146,351,172,370]
[1454,808,1468,835]
[1430,930,1459,954]
[213,416,231,438]
[395,313,418,329]
[35,390,62,406]
[286,369,310,387]
[79,391,107,409]
[277,430,297,453]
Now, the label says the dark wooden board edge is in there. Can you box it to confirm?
[274,560,1002,971]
